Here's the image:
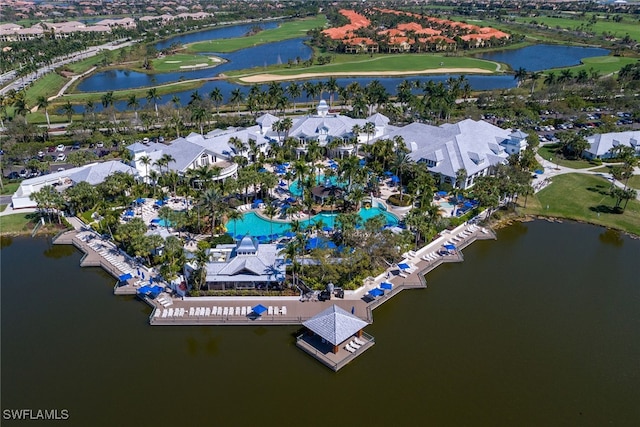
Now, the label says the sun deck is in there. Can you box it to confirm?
[296,331,375,371]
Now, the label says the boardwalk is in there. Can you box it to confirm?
[54,220,495,326]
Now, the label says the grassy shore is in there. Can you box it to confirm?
[0,212,37,235]
[511,14,640,43]
[187,15,327,53]
[520,173,640,236]
[228,53,500,81]
[551,55,638,76]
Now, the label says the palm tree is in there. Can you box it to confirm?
[392,151,414,201]
[264,204,278,237]
[529,71,542,95]
[514,67,528,88]
[36,96,50,128]
[101,91,116,127]
[226,208,243,237]
[146,88,160,117]
[139,155,152,183]
[127,94,140,125]
[61,101,74,124]
[325,77,339,108]
[363,122,376,145]
[209,87,223,114]
[544,72,556,87]
[286,82,301,111]
[229,88,244,114]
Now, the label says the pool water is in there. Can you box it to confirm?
[289,175,344,197]
[437,201,456,210]
[225,207,398,237]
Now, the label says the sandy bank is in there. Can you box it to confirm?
[238,68,493,83]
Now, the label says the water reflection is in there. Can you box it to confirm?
[43,242,76,259]
[599,228,625,246]
[0,235,12,249]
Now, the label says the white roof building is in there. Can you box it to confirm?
[584,131,640,159]
[11,161,137,209]
[375,119,527,188]
[184,236,285,290]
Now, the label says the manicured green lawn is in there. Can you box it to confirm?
[512,14,640,42]
[56,79,203,106]
[188,15,327,53]
[537,144,595,169]
[550,55,638,75]
[627,175,640,190]
[141,53,223,73]
[522,173,640,236]
[24,73,68,106]
[0,182,20,195]
[229,53,498,79]
[0,213,36,234]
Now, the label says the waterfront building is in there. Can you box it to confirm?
[284,100,396,158]
[183,236,286,291]
[583,130,640,160]
[11,161,138,209]
[373,119,527,189]
[127,134,238,183]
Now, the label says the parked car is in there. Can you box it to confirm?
[56,144,66,152]
[6,171,20,180]
[72,142,81,150]
[48,146,56,153]
[19,169,30,178]
[96,141,104,148]
[57,167,65,173]
[56,153,66,162]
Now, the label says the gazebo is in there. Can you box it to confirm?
[302,305,369,354]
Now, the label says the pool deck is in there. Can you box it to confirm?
[54,218,495,370]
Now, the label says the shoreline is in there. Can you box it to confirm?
[237,67,494,83]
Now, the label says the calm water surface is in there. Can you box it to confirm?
[478,44,609,72]
[2,221,639,426]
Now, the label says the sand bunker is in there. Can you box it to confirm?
[165,60,181,63]
[180,63,209,69]
[239,68,492,83]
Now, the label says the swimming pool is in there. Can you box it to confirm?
[289,175,344,197]
[225,207,399,238]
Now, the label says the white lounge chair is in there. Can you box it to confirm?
[349,340,361,349]
[205,307,211,316]
[223,307,228,316]
[153,309,161,318]
[281,306,287,315]
[268,306,273,315]
[189,307,195,316]
[235,306,241,316]
[217,307,223,316]
[344,344,356,354]
[353,337,366,346]
[161,309,168,318]
[210,306,217,315]
[399,272,408,278]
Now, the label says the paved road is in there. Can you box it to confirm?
[0,39,137,96]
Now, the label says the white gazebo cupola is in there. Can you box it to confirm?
[316,99,329,117]
[256,113,279,135]
[235,236,259,256]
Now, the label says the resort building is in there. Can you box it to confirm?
[184,236,286,291]
[127,133,239,183]
[11,160,138,209]
[283,100,397,158]
[373,119,527,189]
[583,130,640,160]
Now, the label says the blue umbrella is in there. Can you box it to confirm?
[437,190,448,196]
[235,234,245,240]
[380,282,393,290]
[141,272,145,279]
[137,268,141,276]
[253,199,263,204]
[252,304,268,315]
[368,288,384,297]
[257,235,268,242]
[390,175,400,183]
[286,197,296,203]
[398,262,410,270]
[359,159,366,166]
[322,226,333,232]
[444,244,456,250]
[135,198,145,204]
[279,181,287,186]
[384,170,393,176]
[284,231,296,238]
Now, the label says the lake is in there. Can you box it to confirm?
[2,220,639,426]
[70,25,610,114]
